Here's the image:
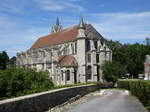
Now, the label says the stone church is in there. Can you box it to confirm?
[16,17,112,85]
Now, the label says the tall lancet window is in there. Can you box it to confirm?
[87,66,92,80]
[94,41,98,50]
[86,40,91,51]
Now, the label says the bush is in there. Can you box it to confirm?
[117,79,150,110]
[0,67,54,100]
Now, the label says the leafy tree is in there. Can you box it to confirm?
[107,39,150,78]
[101,61,127,82]
[145,37,150,45]
[0,67,54,99]
[0,51,9,70]
[8,56,16,67]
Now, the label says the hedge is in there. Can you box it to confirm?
[117,79,150,110]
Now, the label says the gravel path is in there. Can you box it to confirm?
[48,89,147,112]
[67,89,146,112]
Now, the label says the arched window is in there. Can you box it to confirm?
[96,54,99,63]
[61,70,63,81]
[97,65,100,81]
[87,66,92,80]
[71,44,74,54]
[86,40,91,51]
[66,70,70,81]
[94,41,98,50]
[87,54,91,63]
[75,42,77,53]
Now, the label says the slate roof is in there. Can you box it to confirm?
[58,55,77,67]
[30,24,105,49]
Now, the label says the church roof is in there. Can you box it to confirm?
[58,55,77,67]
[30,24,105,49]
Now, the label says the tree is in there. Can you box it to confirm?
[8,56,16,67]
[145,36,150,45]
[0,67,54,99]
[0,51,9,70]
[101,61,127,82]
[107,40,150,78]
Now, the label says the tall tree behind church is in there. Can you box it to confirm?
[0,51,9,70]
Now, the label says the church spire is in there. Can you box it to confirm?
[76,16,86,39]
[56,16,60,26]
[79,16,85,29]
[51,16,63,34]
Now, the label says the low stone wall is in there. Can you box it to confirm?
[0,84,98,112]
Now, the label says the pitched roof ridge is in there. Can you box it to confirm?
[39,25,78,40]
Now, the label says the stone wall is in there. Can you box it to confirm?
[0,84,98,112]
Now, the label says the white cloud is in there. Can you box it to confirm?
[35,0,85,12]
[1,10,150,57]
[87,12,150,41]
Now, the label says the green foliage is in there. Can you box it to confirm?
[101,61,127,82]
[0,67,54,100]
[0,51,9,70]
[107,39,150,78]
[8,56,16,66]
[117,79,150,110]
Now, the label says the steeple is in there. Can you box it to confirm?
[51,16,63,33]
[56,16,60,26]
[79,16,85,29]
[76,16,86,39]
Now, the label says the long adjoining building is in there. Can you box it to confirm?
[16,17,112,85]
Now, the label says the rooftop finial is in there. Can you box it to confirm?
[79,16,85,29]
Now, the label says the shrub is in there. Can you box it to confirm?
[117,79,150,110]
[0,67,54,100]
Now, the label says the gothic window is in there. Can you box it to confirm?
[61,70,63,81]
[66,70,70,81]
[96,54,99,63]
[105,52,107,59]
[87,66,92,80]
[75,42,77,53]
[97,65,100,81]
[71,44,74,54]
[87,54,91,63]
[86,40,91,51]
[94,41,98,50]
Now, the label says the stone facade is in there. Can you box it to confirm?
[16,17,112,85]
[144,55,150,80]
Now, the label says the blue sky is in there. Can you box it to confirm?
[0,0,150,57]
